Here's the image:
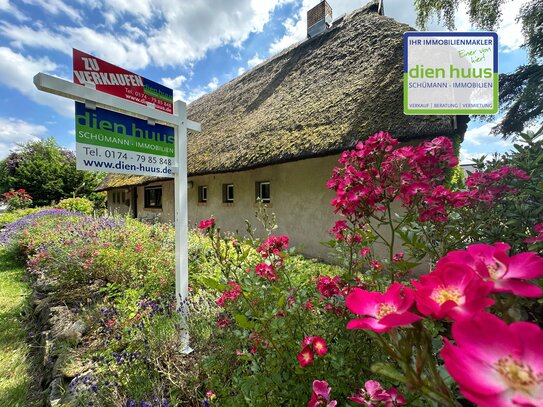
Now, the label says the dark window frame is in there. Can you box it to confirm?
[144,186,163,209]
[222,183,234,203]
[256,181,271,203]
[198,185,208,203]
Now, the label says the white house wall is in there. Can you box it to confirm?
[188,154,344,260]
[106,189,131,216]
[120,154,399,262]
[136,181,175,223]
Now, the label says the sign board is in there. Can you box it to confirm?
[73,49,173,114]
[404,32,498,115]
[75,102,174,177]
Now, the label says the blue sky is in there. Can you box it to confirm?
[0,0,533,162]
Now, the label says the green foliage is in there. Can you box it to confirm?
[0,208,40,229]
[0,249,40,406]
[520,0,543,61]
[195,216,391,406]
[497,64,543,135]
[414,0,506,32]
[446,164,465,189]
[57,197,94,215]
[468,128,543,253]
[0,138,104,206]
[4,209,390,405]
[3,144,542,406]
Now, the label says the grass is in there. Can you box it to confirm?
[0,248,40,407]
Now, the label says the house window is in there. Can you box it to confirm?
[256,181,271,203]
[144,187,162,208]
[222,183,234,203]
[198,186,208,203]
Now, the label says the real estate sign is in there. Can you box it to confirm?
[75,102,175,177]
[73,49,173,114]
[404,32,498,115]
[37,50,199,352]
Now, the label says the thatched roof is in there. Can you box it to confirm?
[96,174,169,192]
[96,0,467,191]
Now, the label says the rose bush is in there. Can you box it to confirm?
[198,132,542,406]
[1,188,33,210]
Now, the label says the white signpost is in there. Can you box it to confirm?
[34,63,200,353]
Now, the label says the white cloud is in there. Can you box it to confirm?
[464,122,510,148]
[0,0,28,21]
[459,147,488,164]
[0,23,151,70]
[269,10,307,55]
[460,120,518,164]
[1,0,297,69]
[161,74,220,103]
[22,0,82,21]
[207,77,219,91]
[101,0,154,20]
[121,22,145,39]
[185,88,209,103]
[247,53,264,68]
[161,74,187,89]
[0,47,73,116]
[161,74,187,101]
[238,67,246,75]
[269,0,366,55]
[495,0,530,53]
[0,117,47,159]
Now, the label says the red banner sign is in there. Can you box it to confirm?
[73,49,173,114]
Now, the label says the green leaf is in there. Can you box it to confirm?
[201,277,226,291]
[277,293,286,308]
[371,363,408,384]
[234,314,254,329]
[294,366,305,375]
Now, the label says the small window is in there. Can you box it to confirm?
[144,187,162,208]
[222,183,234,203]
[256,181,271,203]
[198,186,208,203]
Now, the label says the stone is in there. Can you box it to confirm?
[48,377,63,406]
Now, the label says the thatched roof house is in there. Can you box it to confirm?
[97,0,467,260]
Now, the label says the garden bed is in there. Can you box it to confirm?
[1,131,542,407]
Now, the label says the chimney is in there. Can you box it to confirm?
[307,1,332,38]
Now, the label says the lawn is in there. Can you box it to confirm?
[0,249,39,407]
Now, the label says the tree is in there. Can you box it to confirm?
[0,138,104,207]
[414,0,543,136]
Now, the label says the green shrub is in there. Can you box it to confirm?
[0,207,41,229]
[57,197,94,215]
